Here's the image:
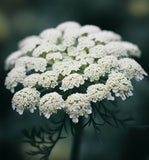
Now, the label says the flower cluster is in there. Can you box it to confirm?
[83,64,105,82]
[38,71,58,88]
[87,84,114,102]
[39,92,65,119]
[5,66,26,93]
[15,56,47,72]
[65,93,92,123]
[5,21,147,123]
[23,73,40,88]
[106,73,133,100]
[12,88,40,115]
[60,73,84,91]
[118,58,147,81]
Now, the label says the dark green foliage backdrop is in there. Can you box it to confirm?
[0,0,149,159]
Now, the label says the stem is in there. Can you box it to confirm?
[70,120,83,160]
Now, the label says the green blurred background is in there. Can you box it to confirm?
[0,0,149,159]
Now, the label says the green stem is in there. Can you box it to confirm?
[70,120,83,160]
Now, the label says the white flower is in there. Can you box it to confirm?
[39,92,65,119]
[75,50,94,65]
[106,72,133,100]
[63,53,74,61]
[65,93,91,123]
[12,88,40,115]
[121,41,141,57]
[97,56,119,73]
[118,58,147,81]
[32,41,58,57]
[46,52,63,64]
[15,57,47,72]
[5,67,26,93]
[77,37,95,50]
[60,73,84,91]
[104,42,127,57]
[4,21,147,123]
[88,30,121,44]
[19,36,42,54]
[83,64,105,82]
[56,21,81,31]
[109,41,141,57]
[38,71,58,88]
[27,57,47,72]
[39,29,62,44]
[18,36,42,48]
[14,56,29,67]
[5,50,25,70]
[79,25,101,35]
[61,28,79,47]
[89,45,106,58]
[67,46,80,57]
[52,60,81,76]
[23,73,40,87]
[87,84,114,102]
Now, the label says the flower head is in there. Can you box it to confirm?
[39,29,62,44]
[39,92,65,119]
[5,50,25,70]
[12,88,40,115]
[5,66,26,93]
[83,64,105,82]
[46,52,63,64]
[60,73,84,91]
[106,72,133,100]
[19,36,42,54]
[87,84,114,102]
[104,42,127,57]
[65,93,91,123]
[79,25,101,35]
[118,58,147,81]
[5,21,147,123]
[23,73,40,88]
[38,71,58,88]
[52,60,80,76]
[56,21,80,31]
[97,56,119,73]
[15,56,47,72]
[88,30,121,44]
[109,41,141,57]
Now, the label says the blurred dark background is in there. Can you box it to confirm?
[0,0,149,159]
